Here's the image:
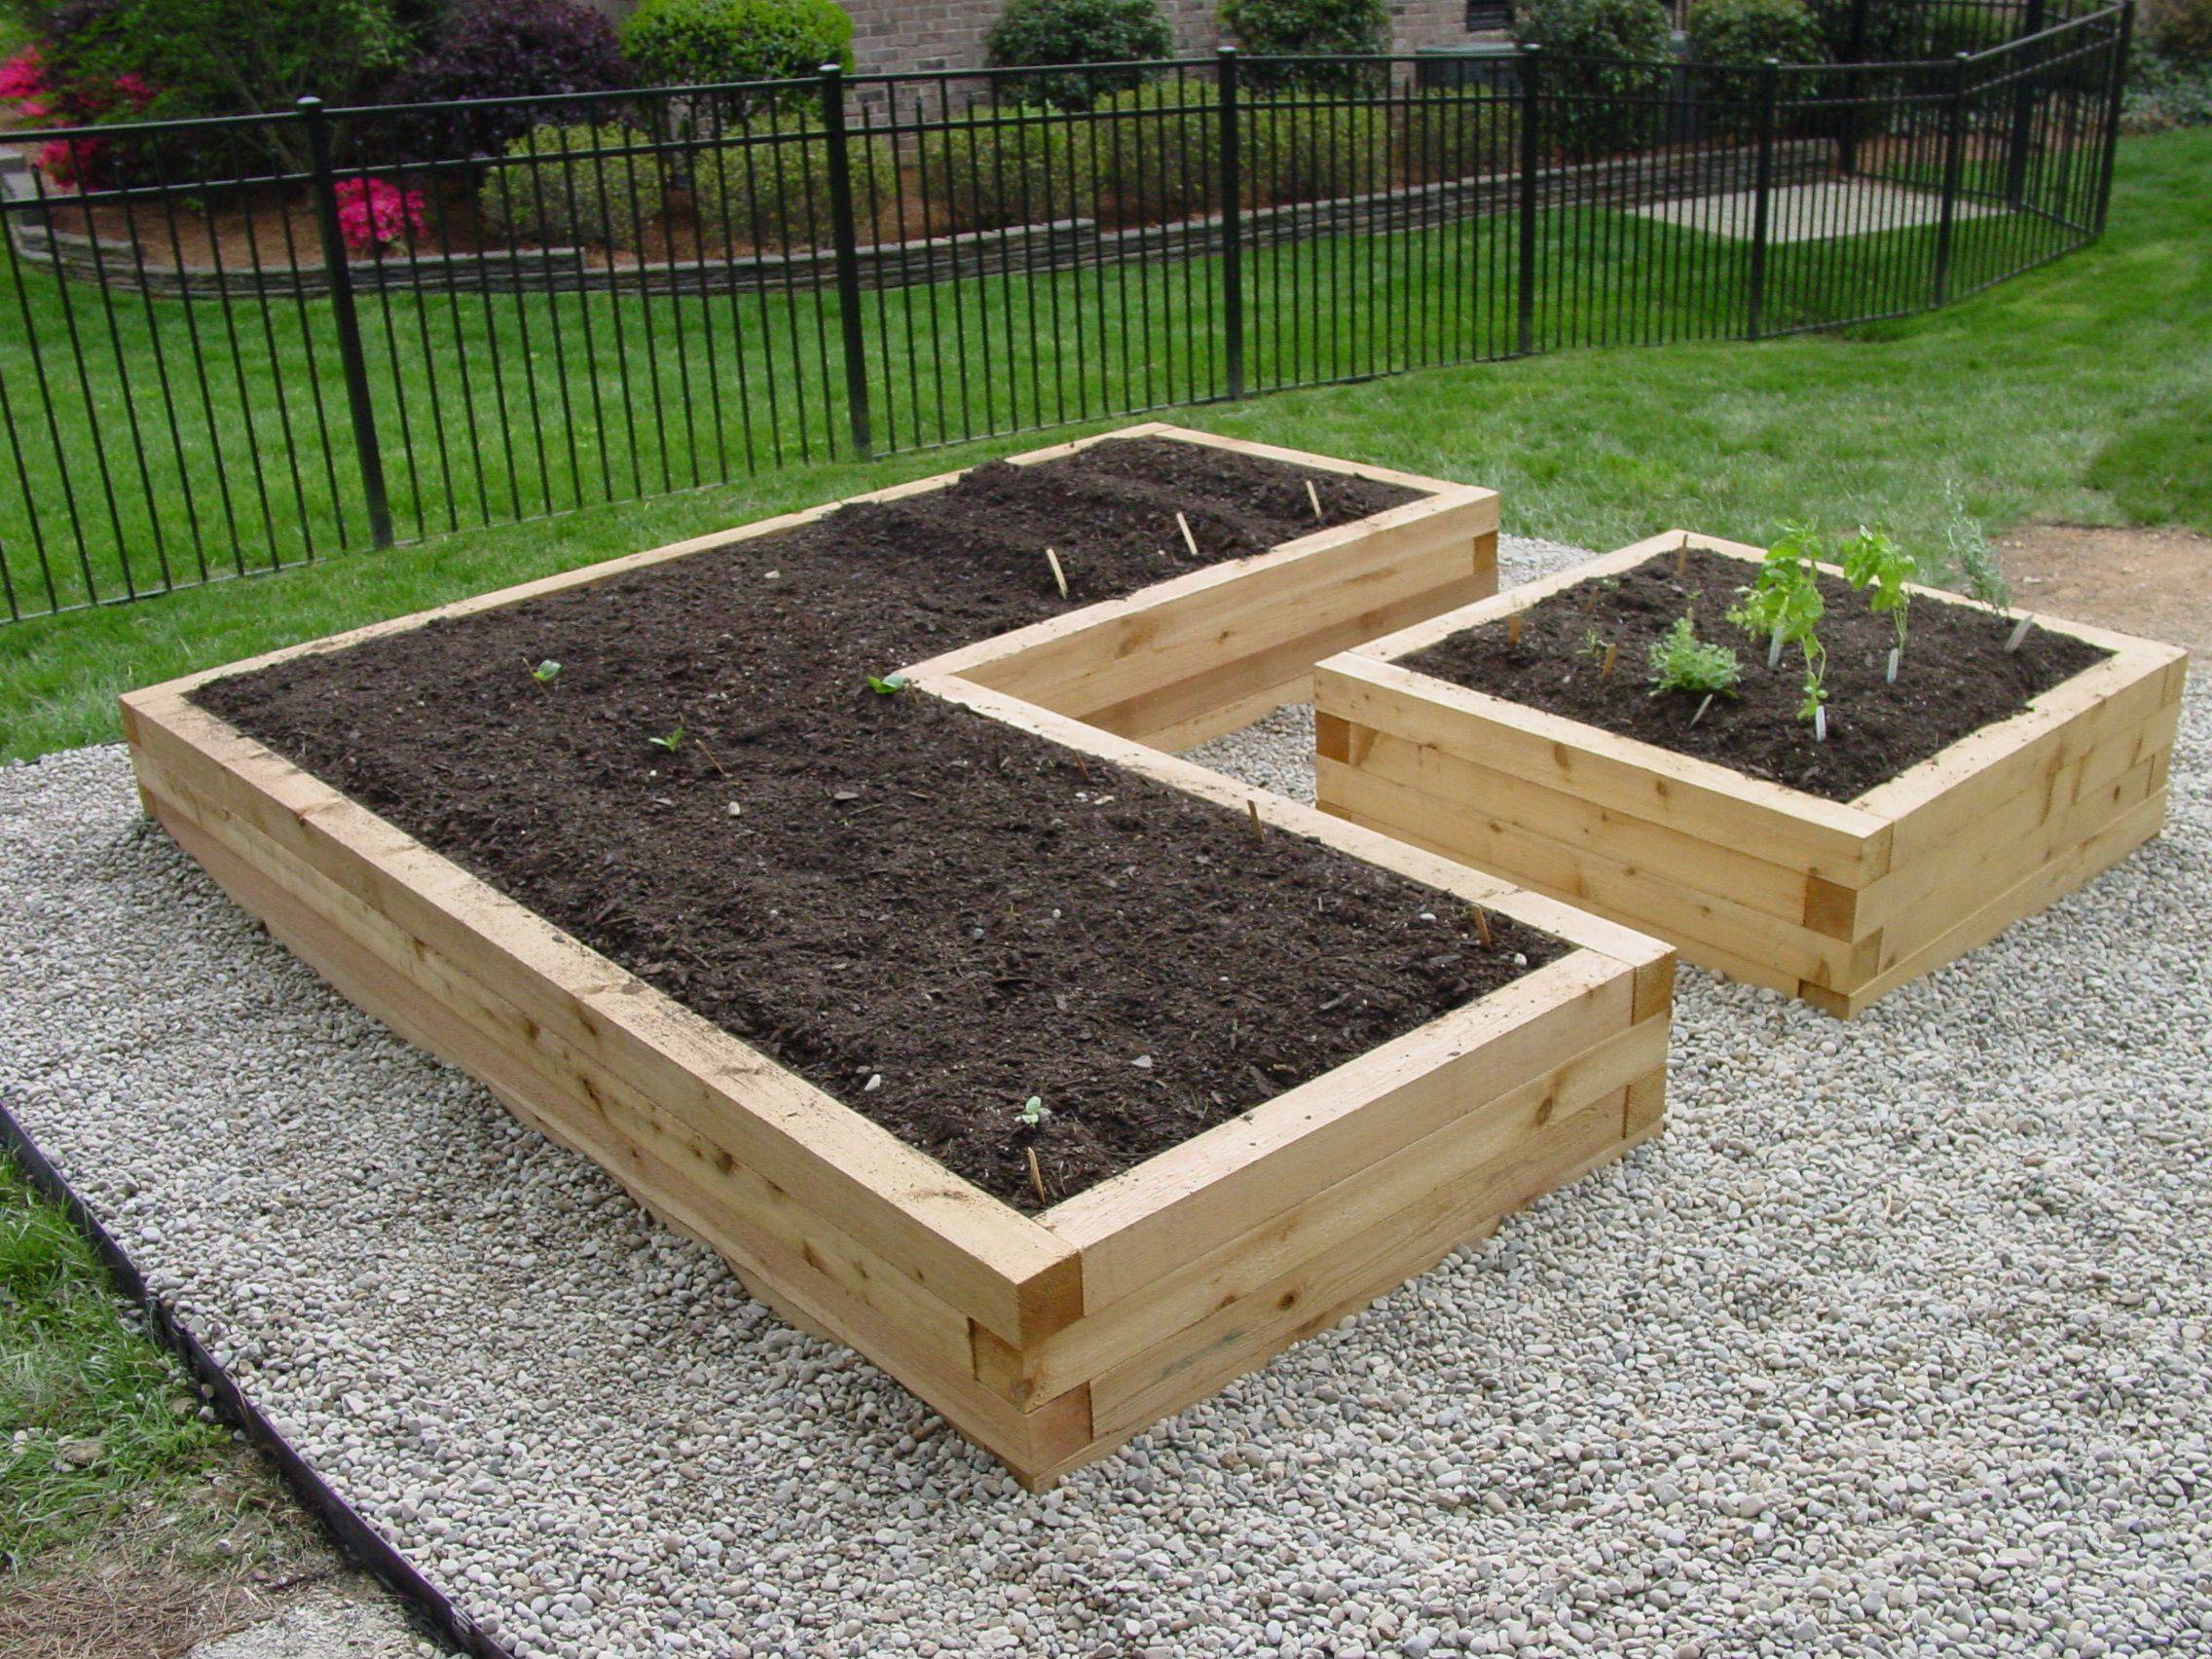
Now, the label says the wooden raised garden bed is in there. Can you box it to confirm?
[1315,530,2188,1018]
[120,426,1672,1488]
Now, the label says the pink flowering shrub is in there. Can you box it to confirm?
[0,48,160,191]
[0,50,48,111]
[333,176,426,256]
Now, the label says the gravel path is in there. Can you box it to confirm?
[4,535,2208,1657]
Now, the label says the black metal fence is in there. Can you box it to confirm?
[0,2,2130,622]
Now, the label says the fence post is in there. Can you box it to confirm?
[1837,0,1871,174]
[1515,44,1541,357]
[2092,2,2133,236]
[1745,58,1779,342]
[820,63,874,461]
[1217,47,1246,401]
[2004,0,2048,207]
[1932,52,1971,309]
[299,96,392,552]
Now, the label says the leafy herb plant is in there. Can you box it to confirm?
[1728,527,1829,735]
[865,671,908,696]
[1646,614,1743,698]
[1838,528,1918,681]
[529,658,562,684]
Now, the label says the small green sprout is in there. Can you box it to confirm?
[530,658,562,684]
[1646,614,1742,699]
[1017,1095,1049,1127]
[865,671,909,696]
[1839,527,1918,680]
[647,725,685,753]
[1938,479,2013,615]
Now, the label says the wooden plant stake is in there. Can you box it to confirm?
[1306,479,1324,521]
[1675,542,1689,579]
[1045,546,1069,600]
[1505,612,1524,649]
[1025,1145,1049,1206]
[1469,904,1494,948]
[1247,797,1265,840]
[1768,622,1786,668]
[1690,693,1714,727]
[1600,642,1618,684]
[1176,511,1200,560]
[2006,615,2033,653]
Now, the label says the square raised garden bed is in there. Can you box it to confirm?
[121,425,1673,1489]
[1315,530,2188,1018]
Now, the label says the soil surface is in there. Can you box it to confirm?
[2000,523,2212,659]
[197,437,1559,1211]
[1404,546,2111,804]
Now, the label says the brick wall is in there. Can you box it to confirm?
[589,2,1486,77]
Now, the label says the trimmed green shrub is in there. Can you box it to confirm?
[1240,92,1392,203]
[1685,0,1824,123]
[1218,0,1389,91]
[1686,0,1825,67]
[689,118,894,249]
[1515,0,1673,158]
[984,0,1174,111]
[1397,87,1519,183]
[2123,43,2212,129]
[478,122,668,250]
[1090,76,1218,219]
[2145,0,2212,66]
[618,0,853,91]
[926,102,1080,229]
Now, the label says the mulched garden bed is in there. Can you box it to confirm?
[195,435,1559,1211]
[1402,546,2112,804]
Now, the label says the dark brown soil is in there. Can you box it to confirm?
[197,437,1560,1211]
[1404,547,2112,804]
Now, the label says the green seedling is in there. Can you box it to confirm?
[1646,614,1743,699]
[1938,480,2028,649]
[1839,527,1918,682]
[529,658,562,684]
[1730,527,1830,738]
[1017,1094,1049,1127]
[647,725,685,753]
[865,671,909,696]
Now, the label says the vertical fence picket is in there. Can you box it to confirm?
[298,97,393,551]
[1746,58,1780,340]
[820,63,874,461]
[1516,44,1542,357]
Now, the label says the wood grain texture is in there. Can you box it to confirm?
[122,426,1672,1489]
[1319,534,2187,1018]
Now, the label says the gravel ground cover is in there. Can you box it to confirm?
[3,535,2208,1657]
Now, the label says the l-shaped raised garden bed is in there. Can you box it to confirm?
[1315,530,2188,1018]
[121,425,1674,1488]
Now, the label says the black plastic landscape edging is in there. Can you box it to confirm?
[0,1094,515,1659]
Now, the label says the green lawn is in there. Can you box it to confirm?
[0,1154,223,1566]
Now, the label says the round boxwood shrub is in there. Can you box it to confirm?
[984,0,1174,111]
[1218,0,1389,91]
[383,0,631,152]
[1088,76,1218,219]
[1516,0,1673,158]
[478,121,668,250]
[618,0,854,91]
[1396,87,1519,184]
[2146,0,2212,65]
[689,118,894,249]
[1239,92,1392,203]
[926,101,1078,230]
[1685,0,1824,121]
